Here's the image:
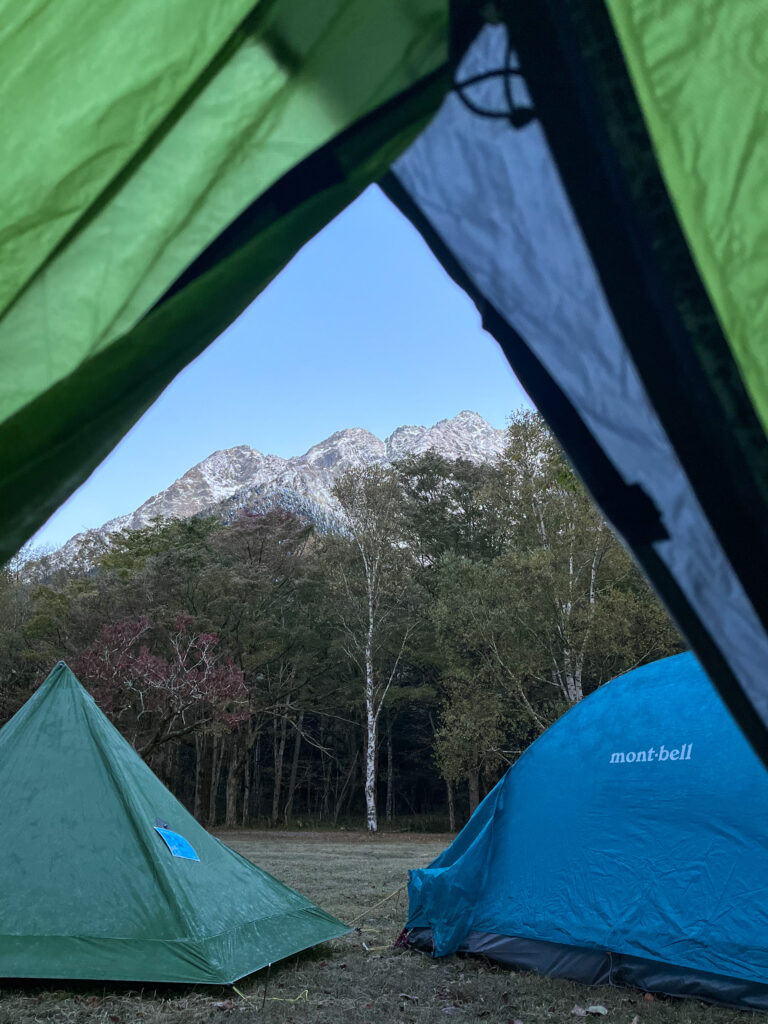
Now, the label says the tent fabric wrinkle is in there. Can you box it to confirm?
[0,0,448,426]
[0,0,256,317]
[0,662,349,983]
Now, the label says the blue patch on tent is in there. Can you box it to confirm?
[154,826,199,861]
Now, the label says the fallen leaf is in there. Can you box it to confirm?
[571,1009,587,1018]
[643,993,655,1002]
[587,1008,608,1017]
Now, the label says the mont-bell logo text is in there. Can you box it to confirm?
[609,744,693,765]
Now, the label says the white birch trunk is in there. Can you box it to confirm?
[563,662,584,703]
[364,617,378,832]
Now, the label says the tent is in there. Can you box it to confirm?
[3,2,768,765]
[0,662,347,983]
[404,653,768,1009]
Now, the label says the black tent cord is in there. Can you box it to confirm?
[452,26,535,128]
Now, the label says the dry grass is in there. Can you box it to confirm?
[0,831,751,1024]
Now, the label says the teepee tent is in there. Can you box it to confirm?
[0,662,347,983]
[3,2,768,766]
[405,653,768,1009]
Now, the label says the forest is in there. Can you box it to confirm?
[0,412,683,833]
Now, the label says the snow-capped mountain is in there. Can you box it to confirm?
[56,412,505,561]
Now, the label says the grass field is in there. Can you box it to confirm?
[0,831,750,1024]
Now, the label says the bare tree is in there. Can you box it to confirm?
[75,616,248,756]
[331,465,414,832]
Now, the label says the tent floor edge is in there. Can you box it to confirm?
[406,928,768,1011]
[0,909,350,985]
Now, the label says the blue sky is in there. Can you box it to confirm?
[32,186,530,551]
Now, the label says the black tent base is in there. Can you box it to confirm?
[406,928,768,1011]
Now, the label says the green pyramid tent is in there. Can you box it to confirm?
[0,662,348,983]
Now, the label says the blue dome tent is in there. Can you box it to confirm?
[405,654,768,1009]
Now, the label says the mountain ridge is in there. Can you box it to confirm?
[54,411,505,562]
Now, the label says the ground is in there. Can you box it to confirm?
[0,832,750,1024]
